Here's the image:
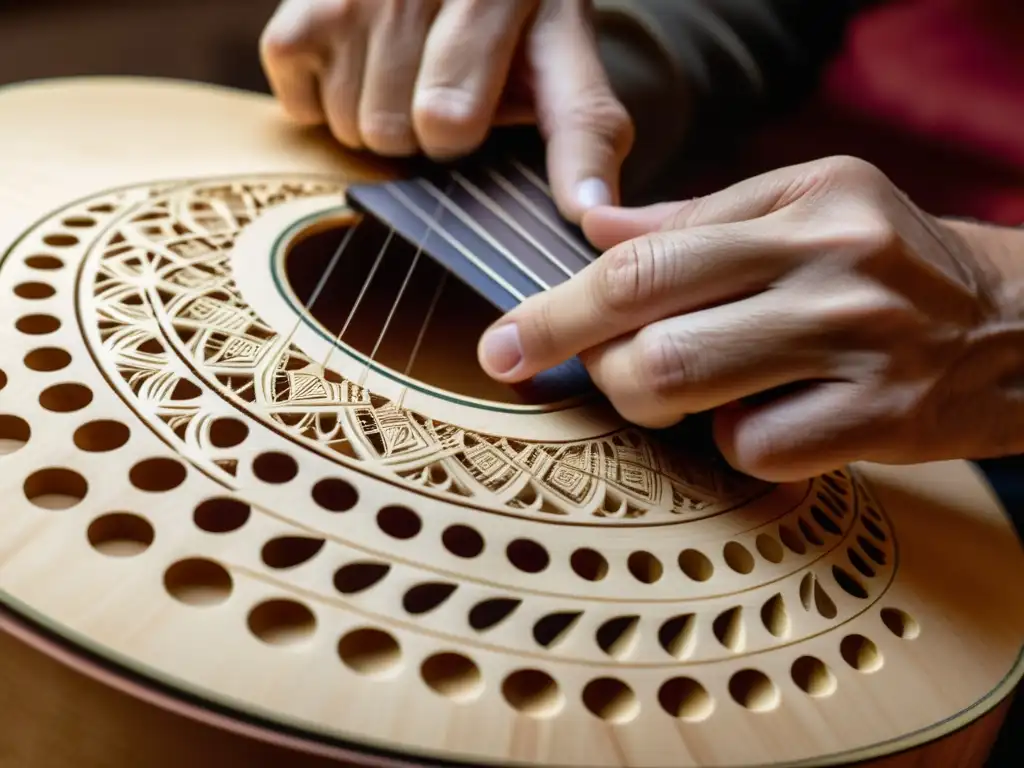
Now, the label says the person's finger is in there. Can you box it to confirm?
[713,381,885,481]
[579,159,841,248]
[581,202,686,250]
[477,218,802,382]
[582,289,839,428]
[357,2,439,155]
[319,26,369,150]
[529,0,635,222]
[412,0,535,158]
[260,0,332,125]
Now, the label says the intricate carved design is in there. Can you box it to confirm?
[84,176,768,524]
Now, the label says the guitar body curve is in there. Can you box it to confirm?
[0,77,1021,768]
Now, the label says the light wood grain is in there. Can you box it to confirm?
[0,77,1021,767]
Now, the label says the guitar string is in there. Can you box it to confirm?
[269,175,693,494]
[355,180,456,389]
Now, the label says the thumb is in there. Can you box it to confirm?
[529,2,634,223]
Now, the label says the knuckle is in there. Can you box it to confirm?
[816,155,892,196]
[516,296,561,363]
[413,87,488,146]
[315,0,362,26]
[544,87,635,152]
[359,113,417,155]
[595,237,663,313]
[633,327,690,399]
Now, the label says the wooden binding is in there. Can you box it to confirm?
[0,76,1021,768]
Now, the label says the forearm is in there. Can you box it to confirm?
[594,0,864,198]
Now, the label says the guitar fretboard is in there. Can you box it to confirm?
[345,151,598,313]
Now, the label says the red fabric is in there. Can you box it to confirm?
[693,0,1024,225]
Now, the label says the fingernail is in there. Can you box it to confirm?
[575,178,611,210]
[480,324,523,376]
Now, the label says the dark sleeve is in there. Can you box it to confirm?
[592,0,867,198]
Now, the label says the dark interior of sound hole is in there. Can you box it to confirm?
[284,214,593,406]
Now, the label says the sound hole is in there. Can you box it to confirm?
[284,214,590,406]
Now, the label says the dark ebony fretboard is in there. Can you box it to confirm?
[345,143,599,314]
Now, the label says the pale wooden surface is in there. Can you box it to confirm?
[0,77,1021,767]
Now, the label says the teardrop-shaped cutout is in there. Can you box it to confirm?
[333,561,390,594]
[760,593,790,638]
[858,535,887,565]
[261,536,326,569]
[780,525,806,555]
[799,573,814,611]
[596,616,640,659]
[755,534,784,564]
[403,582,457,615]
[815,579,837,619]
[532,612,582,648]
[658,614,696,660]
[863,518,887,542]
[712,607,745,652]
[810,506,841,536]
[800,518,824,546]
[468,598,521,631]
[847,547,875,578]
[833,565,868,599]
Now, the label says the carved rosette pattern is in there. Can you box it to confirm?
[86,176,770,525]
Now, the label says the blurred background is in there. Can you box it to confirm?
[0,0,278,93]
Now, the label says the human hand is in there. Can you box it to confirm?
[260,0,634,221]
[477,156,1024,481]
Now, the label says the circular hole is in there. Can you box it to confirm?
[14,282,55,300]
[129,457,187,492]
[253,452,298,484]
[247,599,317,646]
[24,467,87,510]
[0,368,6,390]
[582,677,640,723]
[421,652,484,703]
[313,477,359,512]
[728,669,779,712]
[209,417,249,448]
[442,524,484,558]
[840,634,883,673]
[881,607,920,640]
[0,414,31,455]
[723,541,755,574]
[501,669,563,718]
[658,677,714,722]
[570,548,608,581]
[62,216,97,228]
[755,533,784,564]
[377,505,422,540]
[73,420,130,452]
[39,382,92,412]
[194,497,250,533]
[87,513,154,557]
[24,254,63,270]
[338,628,402,677]
[627,551,663,584]
[506,538,549,574]
[24,347,71,372]
[16,314,61,335]
[678,549,713,581]
[43,233,79,248]
[791,656,837,697]
[164,558,232,606]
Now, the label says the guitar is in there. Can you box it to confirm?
[0,76,1021,768]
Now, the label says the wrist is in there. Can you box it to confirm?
[942,217,1024,320]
